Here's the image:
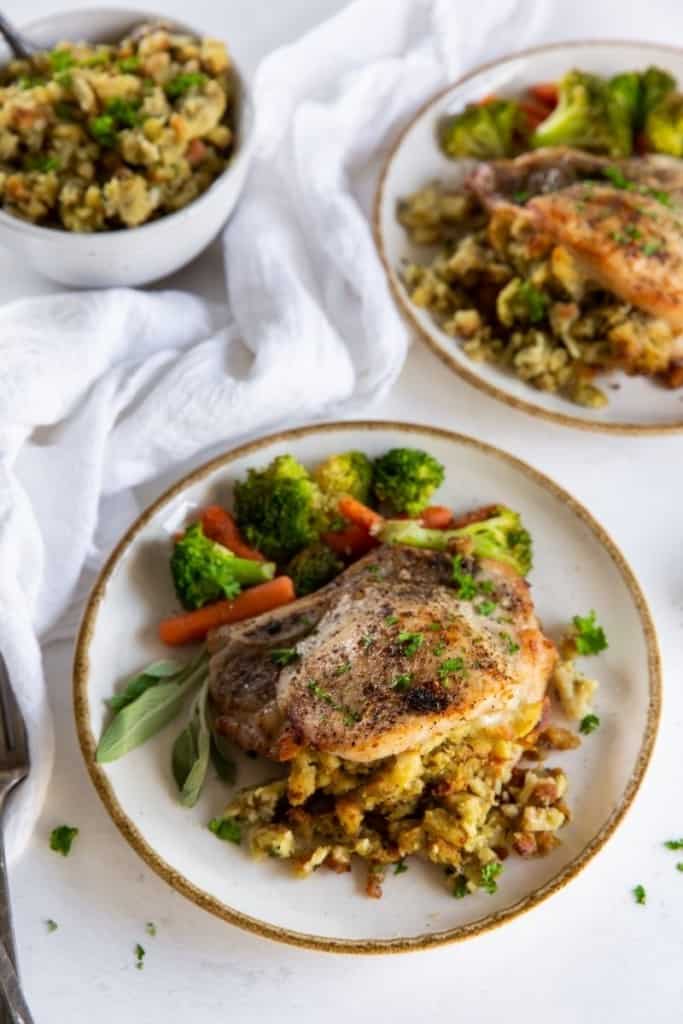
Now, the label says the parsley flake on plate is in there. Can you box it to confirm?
[49,825,78,857]
[480,861,503,894]
[208,817,242,844]
[633,884,647,905]
[452,875,468,899]
[579,713,600,735]
[46,919,58,934]
[135,943,145,970]
[664,838,683,850]
[394,860,408,875]
[572,611,608,655]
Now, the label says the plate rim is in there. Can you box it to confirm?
[373,39,683,435]
[73,419,662,954]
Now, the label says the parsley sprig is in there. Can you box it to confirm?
[572,611,608,655]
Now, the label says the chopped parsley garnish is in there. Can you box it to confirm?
[360,633,376,651]
[18,76,44,90]
[664,838,683,850]
[452,556,478,599]
[438,657,465,681]
[600,167,672,206]
[88,114,117,147]
[633,884,646,905]
[572,611,608,655]
[307,680,361,725]
[480,861,503,894]
[394,860,408,875]
[452,875,469,899]
[384,614,399,625]
[477,579,494,595]
[334,661,352,676]
[475,599,497,617]
[642,240,662,256]
[118,56,141,72]
[677,863,683,873]
[397,631,423,656]
[46,919,58,933]
[513,189,530,203]
[105,97,141,128]
[24,155,60,173]
[391,673,413,691]
[518,281,549,323]
[50,825,78,857]
[208,817,242,844]
[432,641,447,656]
[579,713,600,735]
[501,632,520,654]
[135,943,145,970]
[602,165,630,189]
[270,648,300,667]
[366,564,382,577]
[145,922,157,937]
[427,621,442,631]
[49,49,75,73]
[165,72,207,99]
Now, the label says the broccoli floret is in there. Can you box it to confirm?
[171,523,275,610]
[531,69,636,156]
[377,505,532,577]
[234,455,324,563]
[372,448,445,516]
[639,66,676,125]
[645,92,683,156]
[286,542,343,596]
[313,451,373,504]
[440,100,521,159]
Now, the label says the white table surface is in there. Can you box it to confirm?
[5,0,682,1021]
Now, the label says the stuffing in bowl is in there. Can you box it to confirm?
[0,21,236,230]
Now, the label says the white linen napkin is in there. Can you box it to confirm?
[0,0,550,861]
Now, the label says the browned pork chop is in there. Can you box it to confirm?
[467,147,683,335]
[208,545,556,764]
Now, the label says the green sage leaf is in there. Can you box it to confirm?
[172,679,211,807]
[108,660,181,711]
[210,734,237,785]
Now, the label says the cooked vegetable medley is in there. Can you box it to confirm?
[0,23,236,229]
[98,444,609,901]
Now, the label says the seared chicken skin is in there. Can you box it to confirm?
[208,545,556,764]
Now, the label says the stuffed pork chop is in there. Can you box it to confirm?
[208,544,556,764]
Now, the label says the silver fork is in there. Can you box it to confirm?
[0,654,35,1024]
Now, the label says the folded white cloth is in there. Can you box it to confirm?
[0,0,551,861]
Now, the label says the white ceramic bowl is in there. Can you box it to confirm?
[0,8,254,287]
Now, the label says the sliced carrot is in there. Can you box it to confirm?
[322,524,378,559]
[519,98,552,131]
[338,496,383,532]
[529,83,558,108]
[420,505,455,529]
[200,505,265,561]
[450,503,500,530]
[159,576,295,646]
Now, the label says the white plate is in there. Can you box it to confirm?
[74,422,660,953]
[375,42,683,433]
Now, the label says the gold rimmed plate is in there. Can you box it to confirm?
[375,41,683,433]
[73,421,660,952]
